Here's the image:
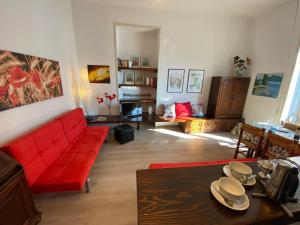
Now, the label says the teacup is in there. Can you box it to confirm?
[218,177,245,203]
[229,161,253,183]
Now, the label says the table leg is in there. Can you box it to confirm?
[137,122,140,130]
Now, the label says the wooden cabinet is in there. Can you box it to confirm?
[180,118,244,134]
[0,152,41,225]
[207,76,250,119]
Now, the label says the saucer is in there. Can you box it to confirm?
[223,165,256,186]
[210,180,250,211]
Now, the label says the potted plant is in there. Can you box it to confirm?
[233,56,251,76]
[96,93,117,116]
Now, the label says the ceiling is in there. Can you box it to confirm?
[73,0,291,18]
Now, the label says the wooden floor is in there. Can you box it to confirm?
[34,126,240,225]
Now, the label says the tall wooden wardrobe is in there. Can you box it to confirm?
[207,76,250,119]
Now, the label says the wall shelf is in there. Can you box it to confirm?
[119,84,156,89]
[119,98,156,104]
[118,67,158,73]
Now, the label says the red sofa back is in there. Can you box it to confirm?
[3,108,87,187]
[56,108,87,144]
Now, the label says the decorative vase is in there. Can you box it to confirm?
[148,106,153,115]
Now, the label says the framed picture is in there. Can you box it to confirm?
[186,69,205,93]
[252,73,284,98]
[0,49,63,112]
[141,57,150,68]
[134,72,144,85]
[124,71,134,84]
[167,69,185,93]
[130,56,140,68]
[87,65,110,83]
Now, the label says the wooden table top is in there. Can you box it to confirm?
[136,159,300,225]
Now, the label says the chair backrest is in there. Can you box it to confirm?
[262,131,299,159]
[239,123,265,146]
[283,122,299,132]
[241,123,265,138]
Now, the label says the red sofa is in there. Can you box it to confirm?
[2,108,109,194]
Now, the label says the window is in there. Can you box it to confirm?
[281,49,300,123]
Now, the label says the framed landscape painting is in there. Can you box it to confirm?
[87,65,110,83]
[186,69,205,93]
[0,49,63,112]
[167,69,185,93]
[252,73,284,98]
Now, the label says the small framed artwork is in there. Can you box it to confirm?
[141,57,150,68]
[186,69,205,93]
[252,73,284,98]
[124,71,134,85]
[130,56,140,68]
[167,69,185,93]
[87,65,111,83]
[135,72,144,85]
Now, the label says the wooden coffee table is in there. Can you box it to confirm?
[86,113,165,130]
[136,159,300,225]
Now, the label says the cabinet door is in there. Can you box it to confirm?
[215,79,235,118]
[230,79,250,117]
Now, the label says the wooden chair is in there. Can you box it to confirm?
[234,123,265,159]
[262,131,299,159]
[283,122,300,132]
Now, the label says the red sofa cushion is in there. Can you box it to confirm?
[56,108,87,144]
[33,120,69,166]
[148,158,257,169]
[175,102,192,117]
[5,135,47,186]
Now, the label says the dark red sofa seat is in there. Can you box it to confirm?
[2,108,109,193]
[148,158,257,169]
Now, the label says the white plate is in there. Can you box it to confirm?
[223,165,256,186]
[210,180,250,211]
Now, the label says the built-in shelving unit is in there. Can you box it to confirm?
[118,84,156,89]
[118,67,158,73]
[119,98,156,104]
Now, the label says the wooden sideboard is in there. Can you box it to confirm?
[180,117,244,133]
[0,152,41,225]
[207,76,250,119]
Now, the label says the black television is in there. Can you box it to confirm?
[121,102,142,117]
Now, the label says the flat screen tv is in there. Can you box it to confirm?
[121,102,142,117]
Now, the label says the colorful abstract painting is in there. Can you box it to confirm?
[252,73,284,98]
[0,49,63,112]
[87,65,110,83]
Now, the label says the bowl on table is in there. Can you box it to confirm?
[229,161,253,183]
[218,177,245,203]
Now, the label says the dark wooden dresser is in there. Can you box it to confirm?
[0,152,41,225]
[207,76,250,119]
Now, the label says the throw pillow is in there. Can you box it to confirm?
[175,102,192,117]
[163,103,176,117]
[191,103,204,117]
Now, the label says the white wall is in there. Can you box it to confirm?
[72,2,252,115]
[243,0,299,123]
[116,28,159,67]
[0,0,79,145]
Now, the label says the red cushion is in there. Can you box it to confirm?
[148,158,257,169]
[33,120,69,166]
[5,135,47,186]
[175,102,192,117]
[31,162,93,193]
[56,108,87,144]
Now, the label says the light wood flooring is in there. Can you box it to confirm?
[34,126,240,225]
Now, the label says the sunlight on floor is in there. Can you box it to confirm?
[148,128,207,140]
[193,133,237,143]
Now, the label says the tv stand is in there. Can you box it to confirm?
[86,113,158,130]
